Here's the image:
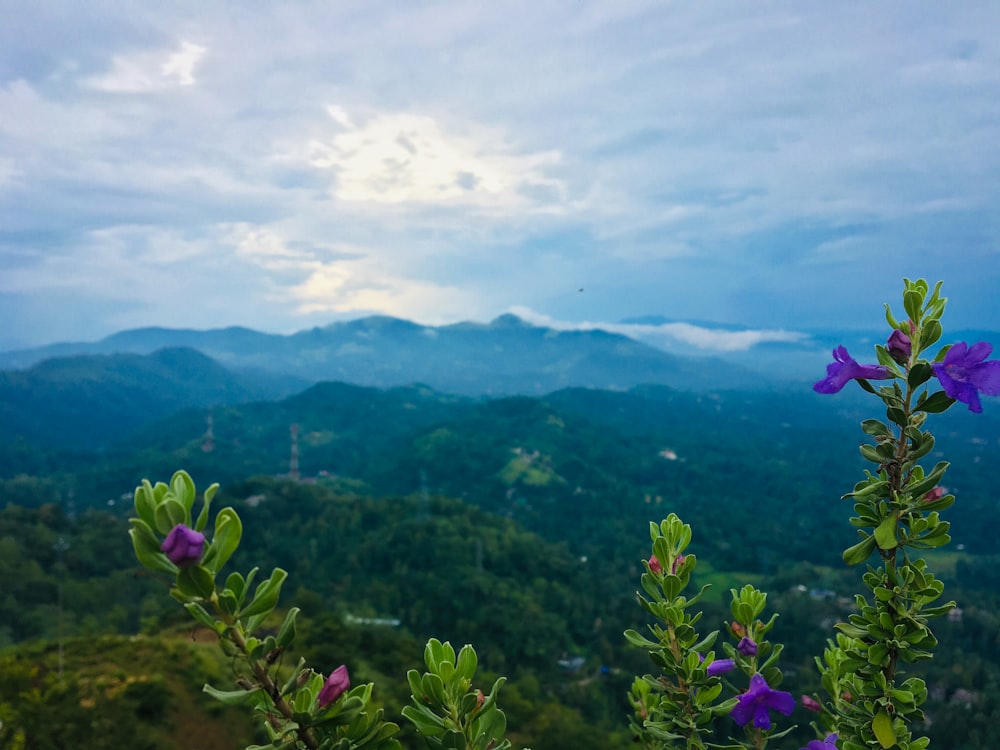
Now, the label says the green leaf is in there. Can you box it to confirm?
[907,363,932,388]
[203,682,263,706]
[872,709,896,749]
[202,508,243,574]
[171,470,197,515]
[916,390,955,414]
[401,705,446,737]
[884,303,900,329]
[874,513,898,550]
[886,406,906,427]
[240,568,288,618]
[420,673,446,706]
[843,535,877,565]
[277,607,300,649]
[623,629,659,648]
[185,602,226,634]
[860,445,884,464]
[195,483,219,533]
[134,480,158,531]
[176,564,217,600]
[128,521,179,576]
[160,497,188,532]
[856,378,877,394]
[919,320,942,351]
[906,461,949,498]
[875,346,903,376]
[861,419,892,438]
[455,644,477,682]
[903,288,922,322]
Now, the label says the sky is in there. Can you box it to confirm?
[1,1,999,352]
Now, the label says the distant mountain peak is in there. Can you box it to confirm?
[490,313,530,328]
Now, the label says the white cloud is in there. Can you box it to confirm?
[508,307,809,353]
[3,2,1000,345]
[289,258,484,324]
[86,41,206,93]
[0,157,20,188]
[221,224,484,324]
[308,109,564,210]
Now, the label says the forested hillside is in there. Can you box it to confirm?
[2,375,999,748]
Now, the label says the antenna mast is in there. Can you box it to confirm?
[289,424,300,481]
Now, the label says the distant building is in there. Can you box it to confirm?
[557,655,586,672]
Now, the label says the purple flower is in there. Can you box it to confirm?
[161,524,205,568]
[931,341,1000,413]
[731,673,795,730]
[318,665,350,707]
[737,637,757,657]
[814,346,894,394]
[706,658,736,677]
[801,734,838,750]
[887,329,912,365]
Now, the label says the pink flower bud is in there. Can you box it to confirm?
[923,486,945,502]
[801,695,821,713]
[647,555,663,574]
[318,665,350,707]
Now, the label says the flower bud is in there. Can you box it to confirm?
[801,695,821,713]
[887,328,911,365]
[671,554,686,574]
[737,637,757,656]
[647,555,663,574]
[923,486,945,503]
[318,665,350,707]
[161,524,205,568]
[730,622,746,638]
[705,658,736,677]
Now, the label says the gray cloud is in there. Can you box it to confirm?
[1,2,999,346]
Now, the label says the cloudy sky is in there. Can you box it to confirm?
[1,2,998,351]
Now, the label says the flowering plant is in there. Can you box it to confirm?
[127,279,993,750]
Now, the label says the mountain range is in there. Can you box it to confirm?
[0,314,784,399]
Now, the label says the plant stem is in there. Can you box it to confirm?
[224,614,320,750]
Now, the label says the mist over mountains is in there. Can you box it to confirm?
[8,311,986,391]
[0,313,780,395]
[4,311,998,456]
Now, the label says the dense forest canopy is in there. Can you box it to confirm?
[2,371,999,748]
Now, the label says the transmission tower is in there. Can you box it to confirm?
[202,409,215,453]
[289,424,300,481]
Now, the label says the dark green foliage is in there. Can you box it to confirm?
[1,371,999,748]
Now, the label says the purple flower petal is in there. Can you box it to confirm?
[318,664,350,707]
[161,524,205,568]
[814,346,893,394]
[931,341,1000,413]
[706,658,736,677]
[731,673,795,731]
[802,734,839,750]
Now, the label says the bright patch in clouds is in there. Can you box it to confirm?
[509,307,809,353]
[309,110,563,209]
[228,225,480,324]
[86,41,206,93]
